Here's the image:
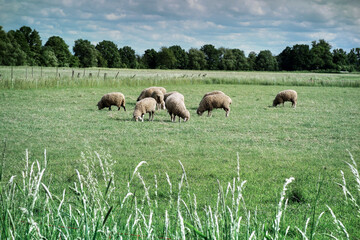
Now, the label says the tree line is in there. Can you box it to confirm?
[1,25,359,72]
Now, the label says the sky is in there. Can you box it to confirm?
[1,0,359,55]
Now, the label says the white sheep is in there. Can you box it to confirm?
[133,97,157,122]
[197,93,232,117]
[165,92,190,122]
[202,90,225,99]
[97,92,126,111]
[164,91,182,102]
[272,90,297,108]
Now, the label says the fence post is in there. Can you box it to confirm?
[41,67,43,78]
[115,72,119,79]
[56,67,58,78]
[98,69,100,77]
[104,73,107,80]
[26,67,28,80]
[32,67,34,78]
[83,68,85,77]
[72,70,74,79]
[11,66,13,80]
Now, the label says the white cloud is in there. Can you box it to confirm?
[21,16,35,25]
[40,8,66,17]
[105,13,126,21]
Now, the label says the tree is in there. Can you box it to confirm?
[4,29,27,66]
[332,48,348,71]
[247,52,257,71]
[200,44,221,70]
[255,50,278,71]
[277,46,292,71]
[29,30,42,65]
[187,48,206,70]
[157,47,176,69]
[232,49,248,70]
[73,39,97,67]
[348,48,360,71]
[219,48,236,70]
[45,36,71,67]
[119,46,137,68]
[310,39,334,70]
[96,40,121,68]
[142,49,158,69]
[169,45,188,69]
[40,46,58,67]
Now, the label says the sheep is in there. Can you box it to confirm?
[164,91,182,102]
[133,97,157,122]
[137,86,166,101]
[151,89,166,110]
[97,92,126,111]
[202,90,225,99]
[272,90,297,108]
[165,92,190,122]
[197,93,232,117]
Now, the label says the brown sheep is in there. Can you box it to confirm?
[272,90,297,108]
[97,92,126,111]
[133,97,157,122]
[197,93,232,117]
[151,89,166,110]
[137,87,166,101]
[202,90,225,99]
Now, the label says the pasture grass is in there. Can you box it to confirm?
[0,70,359,238]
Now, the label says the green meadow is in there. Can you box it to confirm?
[0,68,359,239]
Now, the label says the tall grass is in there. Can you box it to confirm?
[1,66,359,89]
[0,149,358,239]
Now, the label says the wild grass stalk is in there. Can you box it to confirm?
[0,149,358,239]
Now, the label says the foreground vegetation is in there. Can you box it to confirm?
[0,69,359,238]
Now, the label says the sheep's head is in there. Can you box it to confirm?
[272,99,278,107]
[196,108,203,116]
[133,110,143,122]
[183,110,190,122]
[97,101,104,110]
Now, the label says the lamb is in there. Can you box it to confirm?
[272,90,297,108]
[151,89,166,110]
[97,92,126,111]
[197,93,232,117]
[133,97,157,122]
[165,92,190,122]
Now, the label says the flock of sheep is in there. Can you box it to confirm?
[96,87,297,122]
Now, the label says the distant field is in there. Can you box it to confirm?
[1,66,360,88]
[0,68,359,238]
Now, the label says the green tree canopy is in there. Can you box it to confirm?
[255,50,278,71]
[45,36,71,67]
[119,46,137,68]
[73,39,98,68]
[96,40,121,68]
[200,44,221,70]
[187,48,206,70]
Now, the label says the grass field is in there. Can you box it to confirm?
[0,68,359,239]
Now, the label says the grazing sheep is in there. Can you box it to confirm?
[165,92,190,122]
[202,90,225,98]
[151,89,166,110]
[164,91,182,102]
[133,97,157,122]
[137,87,166,101]
[272,90,297,108]
[97,92,126,111]
[197,93,232,117]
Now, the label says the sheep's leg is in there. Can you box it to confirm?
[291,100,296,108]
[207,110,212,117]
[122,105,127,111]
[108,106,112,111]
[117,106,120,111]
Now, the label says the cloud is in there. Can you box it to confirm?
[105,13,126,21]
